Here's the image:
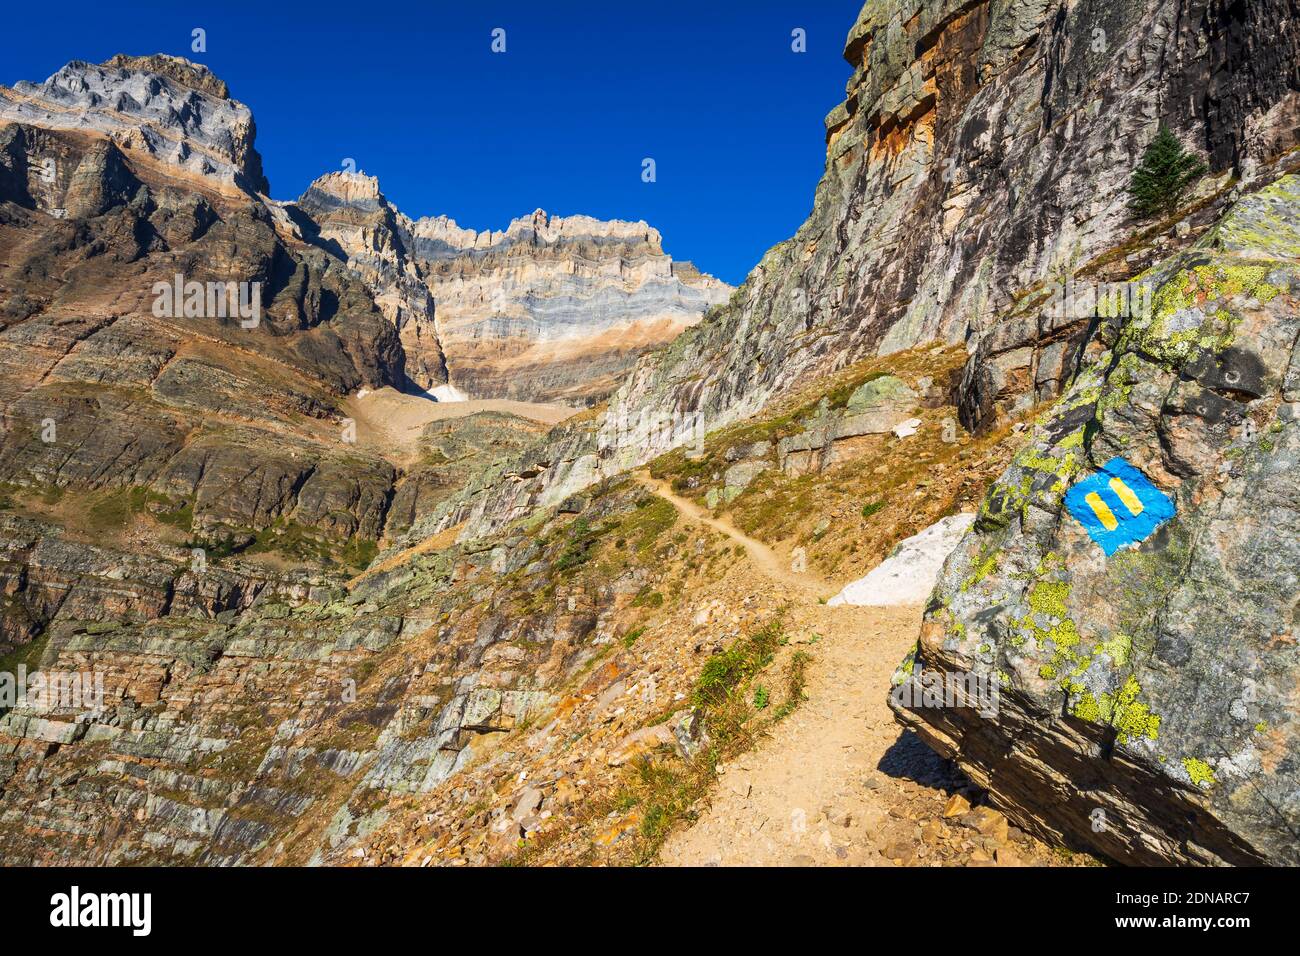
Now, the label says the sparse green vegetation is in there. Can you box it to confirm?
[583,617,810,866]
[243,519,378,571]
[631,589,664,609]
[774,651,811,721]
[693,621,783,708]
[619,496,677,552]
[860,499,887,519]
[0,632,50,685]
[553,517,599,573]
[84,487,149,533]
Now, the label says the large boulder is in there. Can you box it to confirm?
[891,175,1300,865]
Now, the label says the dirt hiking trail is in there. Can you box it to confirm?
[636,472,1070,867]
[634,472,831,597]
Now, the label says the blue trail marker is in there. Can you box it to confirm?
[1064,458,1175,556]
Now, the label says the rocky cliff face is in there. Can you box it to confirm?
[408,209,730,404]
[0,55,268,196]
[892,173,1300,866]
[295,173,730,404]
[294,173,450,393]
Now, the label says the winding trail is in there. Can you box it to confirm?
[633,472,831,596]
[633,471,927,865]
[633,470,1053,867]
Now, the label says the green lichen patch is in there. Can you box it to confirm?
[891,641,919,688]
[1070,675,1162,744]
[1013,576,1082,666]
[961,542,1001,592]
[1182,756,1217,788]
[1126,262,1283,367]
[1212,175,1300,259]
[1096,633,1133,669]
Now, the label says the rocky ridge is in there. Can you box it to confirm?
[295,172,731,404]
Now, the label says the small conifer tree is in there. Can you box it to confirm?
[1128,125,1207,219]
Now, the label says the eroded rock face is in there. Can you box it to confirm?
[0,55,268,195]
[0,131,406,543]
[0,513,330,655]
[891,176,1300,865]
[294,173,449,393]
[295,172,730,404]
[0,480,684,865]
[410,209,730,404]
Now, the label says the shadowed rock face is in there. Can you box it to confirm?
[294,173,450,394]
[296,173,731,405]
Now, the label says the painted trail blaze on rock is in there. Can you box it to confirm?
[1065,458,1175,556]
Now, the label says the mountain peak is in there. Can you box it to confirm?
[301,169,386,207]
[99,53,231,99]
[0,54,267,194]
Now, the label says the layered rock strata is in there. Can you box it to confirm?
[892,174,1300,866]
[294,172,731,405]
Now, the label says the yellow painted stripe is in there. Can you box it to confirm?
[1108,477,1144,517]
[1086,492,1119,531]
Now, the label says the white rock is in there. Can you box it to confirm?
[827,513,976,607]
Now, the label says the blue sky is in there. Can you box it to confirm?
[5,0,859,284]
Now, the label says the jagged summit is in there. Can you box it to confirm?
[302,172,672,255]
[99,54,232,99]
[0,53,267,194]
[294,169,731,403]
[300,169,386,206]
[409,208,664,259]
